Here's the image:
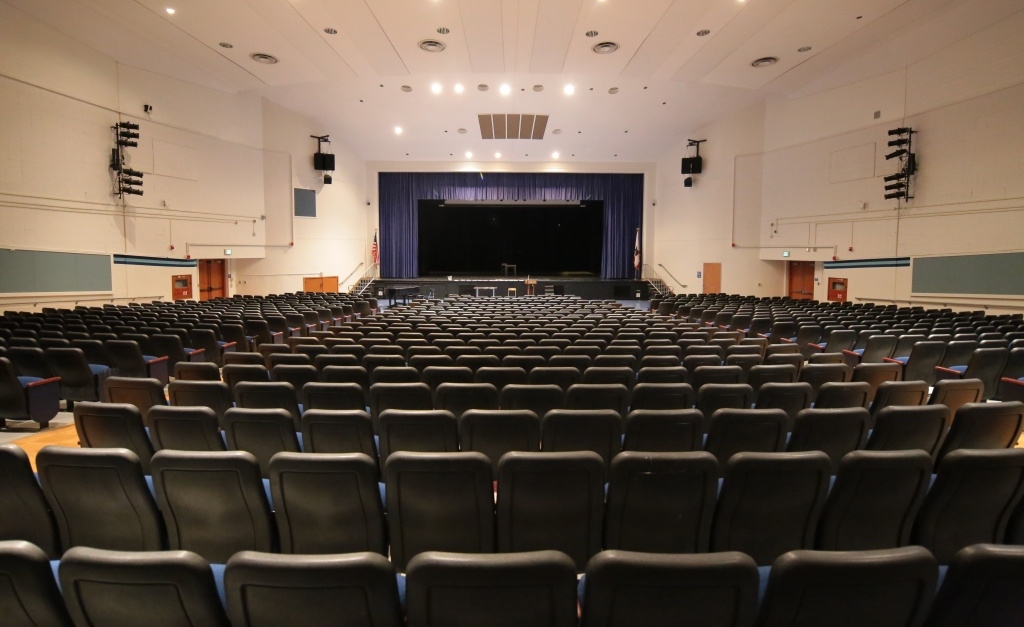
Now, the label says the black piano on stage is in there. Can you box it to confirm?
[386,285,420,305]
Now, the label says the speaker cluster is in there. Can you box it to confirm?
[110,121,143,198]
[883,127,916,202]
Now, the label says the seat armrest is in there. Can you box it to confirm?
[999,377,1024,403]
[882,357,901,364]
[24,376,61,388]
[933,365,963,382]
[221,341,237,351]
[146,355,170,364]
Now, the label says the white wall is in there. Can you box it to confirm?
[0,3,367,310]
[231,99,368,296]
[653,102,787,298]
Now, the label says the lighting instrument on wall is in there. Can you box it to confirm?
[883,126,916,203]
[682,138,706,188]
[311,134,334,185]
[110,121,143,198]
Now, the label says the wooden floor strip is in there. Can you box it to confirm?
[14,425,80,471]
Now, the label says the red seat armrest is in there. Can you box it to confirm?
[25,376,61,388]
[147,356,170,364]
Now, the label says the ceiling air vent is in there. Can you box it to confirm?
[249,53,279,64]
[592,41,619,54]
[418,39,446,53]
[478,114,549,140]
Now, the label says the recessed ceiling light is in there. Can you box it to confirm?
[608,87,619,94]
[798,46,812,52]
[465,151,473,159]
[696,29,711,37]
[499,84,511,96]
[454,83,465,94]
[553,129,562,135]
[533,85,544,92]
[751,56,779,67]
[401,85,412,92]
[457,128,467,134]
[165,7,175,14]
[324,27,338,35]
[477,84,489,92]
[249,53,279,65]
[436,27,450,35]
[592,41,619,54]
[586,30,599,38]
[394,126,403,135]
[218,42,233,49]
[418,39,446,53]
[494,152,501,158]
[564,84,575,95]
[431,83,442,94]
[552,152,560,159]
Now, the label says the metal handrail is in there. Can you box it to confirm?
[656,264,686,290]
[339,262,365,288]
[0,295,164,308]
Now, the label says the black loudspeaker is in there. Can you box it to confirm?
[323,174,332,185]
[681,156,703,174]
[684,177,693,188]
[314,152,335,171]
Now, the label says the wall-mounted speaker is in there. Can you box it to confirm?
[681,156,703,174]
[684,177,693,188]
[314,152,335,171]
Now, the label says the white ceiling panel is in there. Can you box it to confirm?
[460,0,506,73]
[243,0,357,81]
[530,0,583,73]
[561,0,673,75]
[701,0,910,90]
[367,0,471,75]
[621,0,714,79]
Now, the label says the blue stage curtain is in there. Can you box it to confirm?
[378,172,643,279]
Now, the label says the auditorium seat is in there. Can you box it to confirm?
[0,445,60,557]
[37,446,164,553]
[384,451,494,571]
[927,378,984,419]
[148,406,227,452]
[270,452,386,555]
[0,540,72,626]
[580,550,759,627]
[101,376,168,424]
[221,364,271,401]
[225,551,401,627]
[912,449,1024,564]
[754,382,813,421]
[924,543,1024,627]
[220,407,301,477]
[474,365,528,391]
[405,550,577,627]
[813,381,872,409]
[622,408,703,452]
[565,383,630,417]
[604,451,718,553]
[167,380,233,419]
[376,409,459,466]
[629,382,694,410]
[704,408,789,468]
[866,404,951,458]
[635,365,688,383]
[541,409,623,471]
[711,451,831,565]
[935,401,1024,464]
[0,356,60,429]
[72,401,155,472]
[173,361,220,381]
[233,381,301,427]
[188,328,235,367]
[528,366,582,391]
[300,409,378,463]
[497,451,605,572]
[458,409,541,473]
[755,547,937,627]
[816,450,932,551]
[886,340,945,385]
[746,364,799,392]
[851,362,903,403]
[695,383,753,418]
[434,382,499,418]
[150,450,275,563]
[60,546,230,627]
[369,382,434,421]
[499,383,564,416]
[45,346,111,411]
[301,381,365,411]
[786,407,870,472]
[222,351,265,366]
[869,380,929,422]
[933,347,1008,400]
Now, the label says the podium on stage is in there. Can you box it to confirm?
[524,279,537,296]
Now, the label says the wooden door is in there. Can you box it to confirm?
[303,276,325,292]
[787,261,816,300]
[197,259,226,301]
[702,263,721,294]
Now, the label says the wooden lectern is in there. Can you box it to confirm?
[524,279,537,296]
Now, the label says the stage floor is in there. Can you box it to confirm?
[371,275,654,301]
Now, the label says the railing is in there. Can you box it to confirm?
[339,262,365,290]
[353,263,379,296]
[855,295,1024,311]
[655,264,688,291]
[641,264,671,296]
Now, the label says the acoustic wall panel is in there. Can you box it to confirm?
[0,249,112,293]
[912,252,1024,295]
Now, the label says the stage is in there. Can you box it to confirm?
[369,276,654,303]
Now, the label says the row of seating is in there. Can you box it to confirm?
[8,443,1024,571]
[5,539,1022,627]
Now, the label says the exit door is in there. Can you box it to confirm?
[788,261,815,300]
[198,259,226,301]
[702,263,722,294]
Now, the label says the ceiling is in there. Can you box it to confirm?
[7,0,1020,163]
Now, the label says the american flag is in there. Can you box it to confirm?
[371,232,380,265]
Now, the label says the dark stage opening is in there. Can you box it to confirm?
[417,200,604,277]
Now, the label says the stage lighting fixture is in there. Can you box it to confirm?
[885,148,907,160]
[887,138,909,147]
[883,172,904,182]
[885,182,905,191]
[122,168,144,178]
[888,127,911,135]
[117,122,140,131]
[120,187,143,196]
[884,191,905,200]
[116,139,138,148]
[121,178,144,187]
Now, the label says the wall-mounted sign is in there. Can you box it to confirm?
[783,251,790,257]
